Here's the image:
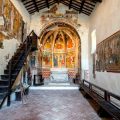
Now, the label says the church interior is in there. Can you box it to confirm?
[0,0,120,120]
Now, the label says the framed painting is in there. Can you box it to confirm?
[96,30,120,72]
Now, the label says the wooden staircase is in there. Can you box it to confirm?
[0,31,38,108]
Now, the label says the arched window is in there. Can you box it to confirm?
[91,29,96,54]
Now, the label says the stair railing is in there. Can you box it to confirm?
[0,30,37,108]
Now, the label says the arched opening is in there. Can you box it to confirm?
[38,22,81,83]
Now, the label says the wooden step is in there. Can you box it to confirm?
[0,92,7,99]
[0,79,9,86]
[1,74,17,80]
[4,69,20,74]
[0,86,9,93]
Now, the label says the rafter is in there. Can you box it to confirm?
[45,0,49,8]
[21,0,102,15]
[56,0,60,4]
[32,0,39,12]
[92,0,102,2]
[69,0,72,9]
[79,0,85,13]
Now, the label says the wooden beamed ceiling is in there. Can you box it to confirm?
[21,0,102,15]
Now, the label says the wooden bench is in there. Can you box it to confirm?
[80,80,120,120]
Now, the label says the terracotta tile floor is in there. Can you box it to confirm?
[0,90,112,120]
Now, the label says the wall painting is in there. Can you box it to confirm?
[0,0,23,42]
[96,30,120,72]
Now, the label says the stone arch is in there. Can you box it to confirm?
[38,21,81,80]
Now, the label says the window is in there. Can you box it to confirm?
[91,29,96,54]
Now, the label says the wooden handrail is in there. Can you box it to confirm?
[0,30,38,108]
[82,79,120,102]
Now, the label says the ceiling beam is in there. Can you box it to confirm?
[69,0,72,9]
[79,0,85,13]
[32,0,39,12]
[21,0,26,2]
[56,0,60,4]
[91,0,102,2]
[45,0,49,8]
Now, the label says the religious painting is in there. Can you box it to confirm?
[44,34,53,50]
[0,0,23,41]
[3,0,11,32]
[53,55,58,67]
[54,33,65,52]
[53,54,65,68]
[66,37,75,51]
[96,30,120,72]
[42,51,52,67]
[66,52,75,68]
[0,0,3,15]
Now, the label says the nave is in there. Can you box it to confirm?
[0,90,111,120]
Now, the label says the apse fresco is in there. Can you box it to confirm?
[42,51,52,67]
[54,33,65,52]
[67,38,74,50]
[41,29,79,69]
[0,0,23,41]
[44,35,53,50]
[66,52,75,68]
[96,30,120,72]
[53,54,65,68]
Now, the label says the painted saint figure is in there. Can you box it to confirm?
[54,55,58,67]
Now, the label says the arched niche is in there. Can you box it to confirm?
[38,21,81,80]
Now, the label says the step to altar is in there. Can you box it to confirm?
[30,83,79,90]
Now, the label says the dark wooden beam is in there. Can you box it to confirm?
[38,5,48,10]
[82,11,90,16]
[45,0,49,8]
[73,0,95,7]
[23,1,34,5]
[32,0,39,12]
[56,0,60,4]
[25,4,35,9]
[91,0,102,2]
[79,0,85,13]
[69,0,72,9]
[49,1,56,6]
[21,0,26,2]
[29,9,36,13]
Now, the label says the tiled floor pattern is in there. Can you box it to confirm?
[0,90,112,120]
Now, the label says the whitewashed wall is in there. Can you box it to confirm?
[89,0,120,96]
[0,39,19,75]
[30,4,90,78]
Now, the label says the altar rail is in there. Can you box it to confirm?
[80,79,120,120]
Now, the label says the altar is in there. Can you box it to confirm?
[50,68,68,82]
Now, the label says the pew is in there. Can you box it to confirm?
[80,80,120,120]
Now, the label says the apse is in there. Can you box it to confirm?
[38,23,81,80]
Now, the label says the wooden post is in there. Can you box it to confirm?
[7,60,12,106]
[104,91,110,101]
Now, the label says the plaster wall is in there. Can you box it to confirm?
[89,0,120,96]
[0,39,19,75]
[30,4,90,78]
